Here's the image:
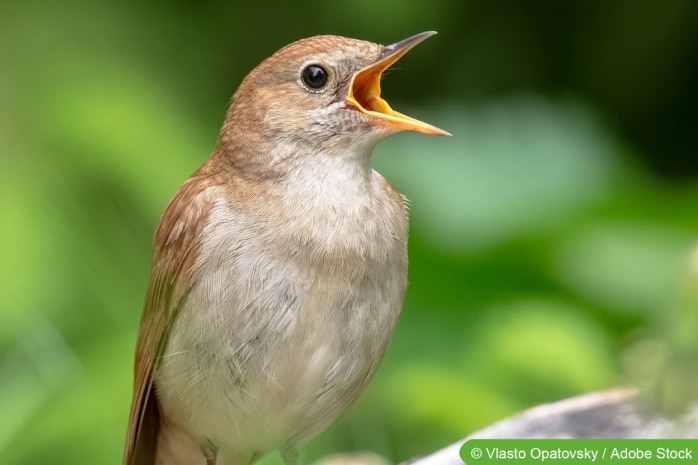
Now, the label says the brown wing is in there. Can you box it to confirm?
[124,175,218,465]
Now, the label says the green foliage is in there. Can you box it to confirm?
[1,1,697,464]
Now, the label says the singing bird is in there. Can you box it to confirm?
[124,32,449,465]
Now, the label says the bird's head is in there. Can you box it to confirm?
[217,32,449,174]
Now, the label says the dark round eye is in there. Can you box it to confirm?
[301,64,328,90]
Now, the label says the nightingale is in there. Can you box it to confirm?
[124,31,449,465]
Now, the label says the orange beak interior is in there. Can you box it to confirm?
[346,32,450,136]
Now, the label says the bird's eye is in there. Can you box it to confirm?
[301,64,328,90]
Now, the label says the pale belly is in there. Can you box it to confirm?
[153,241,405,459]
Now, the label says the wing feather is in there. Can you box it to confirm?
[124,175,219,465]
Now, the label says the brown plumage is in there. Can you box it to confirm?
[124,32,448,465]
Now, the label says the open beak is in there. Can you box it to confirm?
[346,31,451,137]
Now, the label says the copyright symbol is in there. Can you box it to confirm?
[470,447,482,460]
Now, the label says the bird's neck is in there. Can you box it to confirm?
[214,132,379,191]
[278,142,376,208]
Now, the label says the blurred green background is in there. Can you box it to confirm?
[2,0,697,464]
